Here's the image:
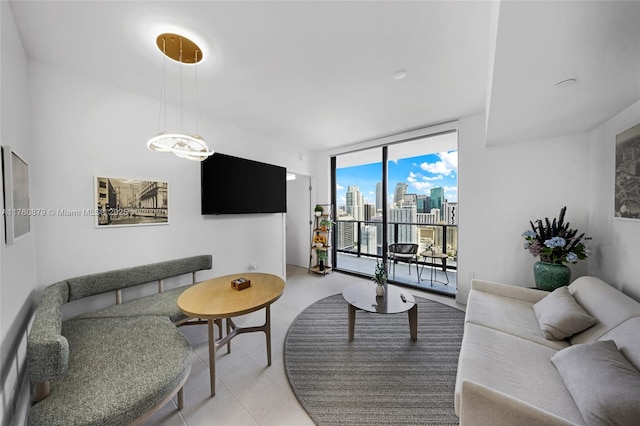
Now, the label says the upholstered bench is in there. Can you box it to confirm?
[26,255,212,426]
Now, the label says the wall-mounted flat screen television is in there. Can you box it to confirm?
[201,153,287,214]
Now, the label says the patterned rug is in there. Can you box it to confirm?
[284,294,465,425]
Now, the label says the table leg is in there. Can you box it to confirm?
[348,303,356,341]
[408,304,418,341]
[265,305,272,366]
[207,318,217,397]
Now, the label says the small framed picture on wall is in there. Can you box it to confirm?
[2,146,31,244]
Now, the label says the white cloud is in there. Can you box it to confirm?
[444,186,458,202]
[420,151,458,176]
[412,181,433,193]
[336,184,344,190]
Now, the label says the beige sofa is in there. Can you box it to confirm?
[455,276,640,425]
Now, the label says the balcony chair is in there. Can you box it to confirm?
[388,243,419,280]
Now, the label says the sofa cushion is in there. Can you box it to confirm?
[465,287,569,350]
[596,317,640,370]
[454,323,584,424]
[533,286,596,340]
[568,276,640,345]
[28,316,193,426]
[551,340,640,426]
[74,285,192,323]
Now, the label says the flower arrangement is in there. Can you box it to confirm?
[522,206,591,265]
[371,261,387,286]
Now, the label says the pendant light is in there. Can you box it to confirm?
[147,33,214,161]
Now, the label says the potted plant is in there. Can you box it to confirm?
[320,218,332,231]
[316,249,328,271]
[314,205,324,217]
[371,261,387,297]
[522,206,591,291]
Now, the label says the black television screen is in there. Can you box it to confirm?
[201,153,287,214]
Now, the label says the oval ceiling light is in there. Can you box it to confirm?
[392,69,408,80]
[155,32,203,64]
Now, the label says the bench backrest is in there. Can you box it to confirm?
[27,255,212,383]
[65,255,212,301]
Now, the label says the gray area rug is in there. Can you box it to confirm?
[284,293,465,425]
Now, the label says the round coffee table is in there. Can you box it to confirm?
[342,282,417,341]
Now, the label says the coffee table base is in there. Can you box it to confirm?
[207,305,272,397]
[347,303,418,342]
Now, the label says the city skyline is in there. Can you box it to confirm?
[336,151,458,209]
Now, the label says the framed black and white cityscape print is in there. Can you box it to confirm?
[615,123,640,220]
[95,177,169,227]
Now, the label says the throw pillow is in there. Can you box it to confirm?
[533,286,596,340]
[551,340,640,426]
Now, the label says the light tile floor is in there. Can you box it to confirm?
[143,265,465,426]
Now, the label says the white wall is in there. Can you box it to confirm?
[588,100,640,300]
[0,2,38,425]
[28,60,314,297]
[456,113,590,304]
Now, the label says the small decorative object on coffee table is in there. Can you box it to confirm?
[522,206,591,291]
[231,277,251,290]
[372,261,387,297]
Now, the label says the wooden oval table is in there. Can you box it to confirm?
[177,272,285,397]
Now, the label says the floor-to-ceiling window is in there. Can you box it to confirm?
[332,130,458,296]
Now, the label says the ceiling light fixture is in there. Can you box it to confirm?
[147,33,214,161]
[553,78,577,89]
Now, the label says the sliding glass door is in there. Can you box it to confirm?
[332,131,458,296]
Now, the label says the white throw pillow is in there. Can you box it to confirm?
[533,286,596,340]
[551,340,640,426]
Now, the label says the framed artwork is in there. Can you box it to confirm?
[95,177,169,227]
[2,146,31,244]
[614,123,640,220]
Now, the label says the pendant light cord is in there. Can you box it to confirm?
[195,49,200,135]
[157,37,167,133]
[179,37,184,135]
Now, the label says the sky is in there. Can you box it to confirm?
[336,151,458,208]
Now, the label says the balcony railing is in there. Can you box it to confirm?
[332,220,457,295]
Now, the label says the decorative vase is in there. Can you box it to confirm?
[319,260,325,271]
[375,284,385,297]
[533,261,571,291]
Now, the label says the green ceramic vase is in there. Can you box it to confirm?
[533,261,571,291]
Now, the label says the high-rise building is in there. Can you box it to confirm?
[389,205,417,244]
[430,187,444,220]
[376,182,382,212]
[361,225,378,256]
[416,194,428,213]
[443,200,458,225]
[346,185,364,221]
[402,193,417,207]
[364,203,376,221]
[393,182,408,207]
[337,214,355,251]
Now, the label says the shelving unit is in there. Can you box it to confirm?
[309,204,333,276]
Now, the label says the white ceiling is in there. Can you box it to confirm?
[8,1,640,151]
